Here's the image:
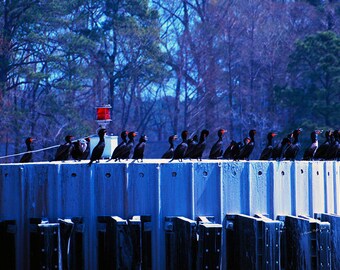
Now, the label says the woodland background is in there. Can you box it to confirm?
[0,0,339,161]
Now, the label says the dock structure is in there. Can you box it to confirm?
[0,160,339,269]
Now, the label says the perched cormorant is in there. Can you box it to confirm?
[82,137,91,160]
[209,129,226,159]
[223,140,241,160]
[189,129,210,161]
[170,130,189,162]
[19,137,34,163]
[283,128,302,160]
[88,128,107,166]
[119,131,137,160]
[72,139,88,161]
[184,134,198,158]
[303,130,322,160]
[55,135,74,161]
[161,135,178,159]
[132,135,148,162]
[108,131,128,162]
[272,136,291,160]
[238,129,256,160]
[259,132,277,160]
[314,130,332,160]
[326,130,340,160]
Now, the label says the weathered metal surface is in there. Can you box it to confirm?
[164,216,197,270]
[193,163,222,222]
[278,215,331,270]
[197,222,222,269]
[248,162,273,217]
[0,160,339,269]
[315,213,340,270]
[272,161,293,219]
[0,220,16,269]
[292,161,311,216]
[225,214,281,270]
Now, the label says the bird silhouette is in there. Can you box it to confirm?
[108,130,128,162]
[132,135,148,162]
[189,129,210,161]
[170,130,189,162]
[326,130,340,160]
[185,134,198,159]
[209,129,226,159]
[223,140,241,160]
[118,131,138,161]
[303,130,322,160]
[283,128,302,160]
[313,130,332,160]
[55,135,74,161]
[259,132,277,160]
[82,137,91,160]
[88,128,107,166]
[238,129,256,160]
[161,135,178,159]
[72,139,88,161]
[272,135,292,161]
[19,137,35,163]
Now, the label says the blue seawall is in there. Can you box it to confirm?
[0,160,339,269]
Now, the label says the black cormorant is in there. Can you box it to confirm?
[82,137,91,160]
[189,129,210,161]
[184,134,198,158]
[88,128,107,166]
[238,129,256,160]
[259,132,277,160]
[132,135,148,162]
[314,130,332,160]
[171,130,189,162]
[55,135,74,161]
[272,136,291,161]
[209,129,226,159]
[283,128,302,160]
[223,140,241,160]
[303,130,322,160]
[108,131,128,162]
[19,137,34,163]
[119,131,137,160]
[161,135,178,159]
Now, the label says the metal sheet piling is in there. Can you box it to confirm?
[0,160,339,269]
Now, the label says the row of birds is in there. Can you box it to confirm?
[161,128,340,161]
[18,127,340,164]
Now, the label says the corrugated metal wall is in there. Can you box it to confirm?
[0,160,339,269]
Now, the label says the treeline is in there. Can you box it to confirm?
[0,0,339,161]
